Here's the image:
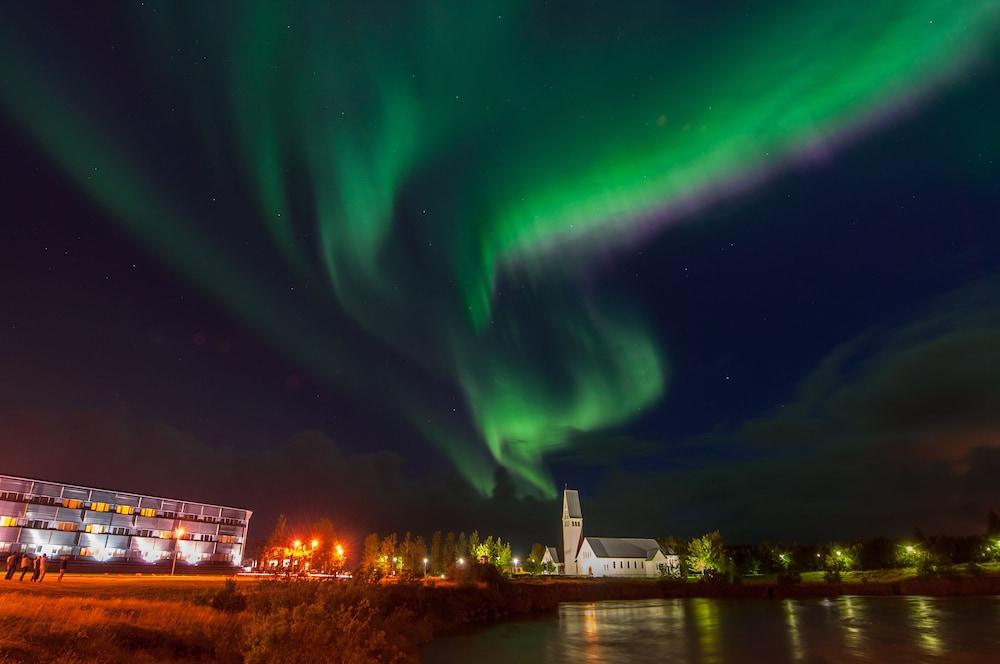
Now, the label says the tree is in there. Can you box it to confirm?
[495,538,512,573]
[267,514,289,550]
[477,535,494,563]
[457,532,468,561]
[444,532,457,567]
[430,531,444,575]
[468,531,480,559]
[310,518,338,572]
[379,533,398,574]
[687,531,726,577]
[413,535,428,576]
[361,533,380,572]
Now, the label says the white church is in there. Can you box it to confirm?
[541,488,679,577]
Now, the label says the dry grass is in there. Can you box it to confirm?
[0,591,245,663]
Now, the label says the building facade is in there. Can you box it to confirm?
[548,488,679,578]
[0,474,251,567]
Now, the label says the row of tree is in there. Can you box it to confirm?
[359,530,515,577]
[656,530,1000,580]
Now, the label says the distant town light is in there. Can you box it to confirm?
[458,558,465,565]
[423,558,429,564]
[293,539,301,548]
[175,527,185,538]
[905,545,915,554]
[335,544,344,556]
[311,539,319,549]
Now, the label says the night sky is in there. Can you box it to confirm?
[1,2,998,552]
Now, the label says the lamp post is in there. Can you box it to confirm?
[170,527,185,576]
[423,558,428,576]
[513,558,519,575]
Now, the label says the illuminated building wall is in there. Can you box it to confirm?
[0,474,251,566]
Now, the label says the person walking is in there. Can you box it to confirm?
[38,554,48,582]
[58,556,68,582]
[30,555,40,582]
[4,552,17,581]
[18,554,31,581]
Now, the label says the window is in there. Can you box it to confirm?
[56,522,77,532]
[90,502,110,513]
[139,508,156,518]
[0,516,16,527]
[63,498,82,509]
[115,505,134,515]
[612,561,616,569]
[85,524,106,534]
[80,547,96,557]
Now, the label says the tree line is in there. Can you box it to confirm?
[359,530,515,577]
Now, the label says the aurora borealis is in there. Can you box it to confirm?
[1,1,999,539]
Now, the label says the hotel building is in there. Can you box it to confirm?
[0,474,251,567]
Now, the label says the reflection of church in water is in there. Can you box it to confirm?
[541,489,679,577]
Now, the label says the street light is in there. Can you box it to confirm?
[293,539,301,549]
[513,558,519,572]
[311,539,319,549]
[458,557,465,566]
[423,558,428,576]
[170,527,185,576]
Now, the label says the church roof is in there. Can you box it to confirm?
[585,537,670,560]
[564,489,582,518]
[545,546,562,563]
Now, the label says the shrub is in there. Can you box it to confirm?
[916,557,940,578]
[823,569,841,583]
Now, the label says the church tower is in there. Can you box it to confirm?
[562,488,583,575]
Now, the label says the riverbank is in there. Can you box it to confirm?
[1,571,999,662]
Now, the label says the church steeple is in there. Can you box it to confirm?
[562,488,583,575]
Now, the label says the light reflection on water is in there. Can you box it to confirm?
[424,596,1000,663]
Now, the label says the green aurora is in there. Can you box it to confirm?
[0,1,996,495]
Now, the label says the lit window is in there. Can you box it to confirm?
[116,505,135,515]
[90,502,110,513]
[63,499,82,509]
[139,508,156,518]
[0,516,14,527]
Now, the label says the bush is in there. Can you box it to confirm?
[916,557,940,578]
[193,579,247,613]
[965,561,983,577]
[823,569,841,583]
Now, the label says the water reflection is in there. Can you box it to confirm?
[425,596,1000,663]
[909,596,944,657]
[783,599,803,661]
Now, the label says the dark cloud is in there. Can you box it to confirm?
[580,280,1000,542]
[0,404,561,554]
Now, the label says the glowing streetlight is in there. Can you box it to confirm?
[423,557,429,576]
[513,558,520,570]
[335,544,344,556]
[311,539,319,549]
[835,550,842,557]
[457,557,465,566]
[905,545,915,554]
[293,539,302,549]
[170,527,185,576]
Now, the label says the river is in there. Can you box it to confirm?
[424,596,1000,663]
